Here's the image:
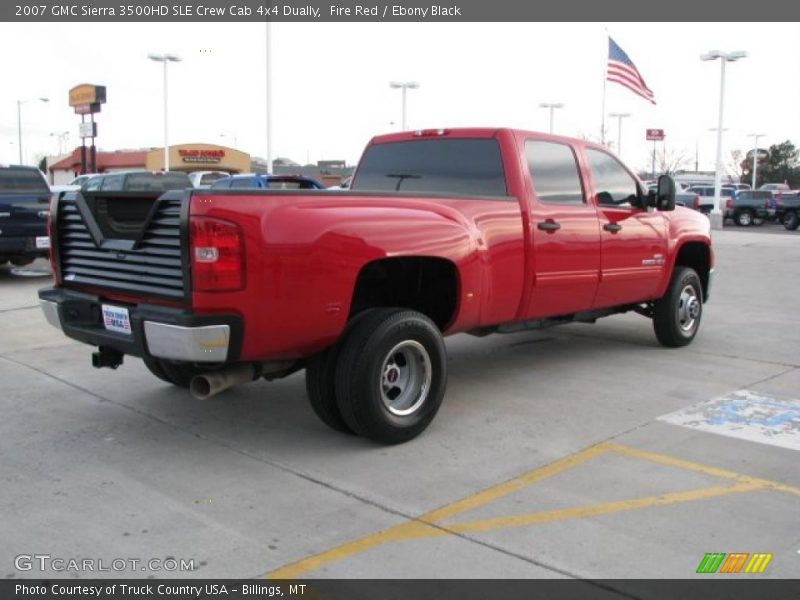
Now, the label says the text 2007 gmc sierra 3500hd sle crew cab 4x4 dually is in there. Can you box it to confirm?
[39,128,714,444]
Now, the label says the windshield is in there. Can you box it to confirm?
[0,168,49,193]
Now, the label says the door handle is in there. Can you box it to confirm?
[603,223,623,233]
[537,221,561,232]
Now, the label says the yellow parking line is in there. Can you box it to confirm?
[422,442,612,523]
[268,443,611,579]
[607,443,800,497]
[446,482,761,534]
[267,442,798,578]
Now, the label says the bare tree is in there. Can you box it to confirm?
[646,146,690,175]
[727,149,745,182]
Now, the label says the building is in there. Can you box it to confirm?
[47,143,250,184]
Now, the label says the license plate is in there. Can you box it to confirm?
[35,236,50,249]
[101,304,132,335]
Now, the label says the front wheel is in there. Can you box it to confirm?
[335,308,447,444]
[653,267,703,348]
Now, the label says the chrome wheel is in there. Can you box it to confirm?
[379,340,432,416]
[737,211,752,226]
[677,284,701,333]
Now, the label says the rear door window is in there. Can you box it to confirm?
[525,140,585,205]
[353,138,508,197]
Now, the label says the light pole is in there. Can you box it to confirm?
[608,112,631,157]
[747,133,765,189]
[539,102,564,134]
[701,49,747,229]
[265,22,273,174]
[148,53,181,171]
[17,97,49,164]
[389,81,419,131]
[50,131,69,155]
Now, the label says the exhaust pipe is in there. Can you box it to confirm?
[190,363,258,400]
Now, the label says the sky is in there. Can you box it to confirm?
[1,21,799,175]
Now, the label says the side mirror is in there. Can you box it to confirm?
[656,175,676,211]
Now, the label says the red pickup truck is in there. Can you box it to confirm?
[39,128,713,444]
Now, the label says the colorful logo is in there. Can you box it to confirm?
[696,552,772,574]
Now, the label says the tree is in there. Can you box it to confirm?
[743,140,800,188]
[727,149,745,182]
[643,146,690,176]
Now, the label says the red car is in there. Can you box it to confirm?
[40,128,713,443]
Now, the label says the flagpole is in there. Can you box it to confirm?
[601,31,608,145]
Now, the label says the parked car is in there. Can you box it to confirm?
[759,183,791,194]
[49,173,101,200]
[40,128,712,444]
[210,174,324,190]
[188,171,229,189]
[774,193,800,230]
[685,185,736,213]
[82,170,192,192]
[724,190,775,226]
[0,165,51,267]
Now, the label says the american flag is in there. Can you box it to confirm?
[607,37,656,104]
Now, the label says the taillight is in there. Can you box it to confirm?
[692,195,701,209]
[726,198,733,209]
[190,217,245,292]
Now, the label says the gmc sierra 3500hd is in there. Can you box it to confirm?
[39,128,713,444]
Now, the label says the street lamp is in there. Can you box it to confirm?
[539,102,564,134]
[50,131,70,155]
[747,133,766,189]
[148,52,182,171]
[17,97,49,164]
[701,49,747,229]
[389,81,419,131]
[608,112,631,157]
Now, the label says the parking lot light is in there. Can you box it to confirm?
[608,112,631,157]
[701,50,748,230]
[747,133,766,189]
[148,53,182,171]
[389,81,419,131]
[16,97,49,165]
[539,103,564,134]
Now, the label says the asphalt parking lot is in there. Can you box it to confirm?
[1,226,798,582]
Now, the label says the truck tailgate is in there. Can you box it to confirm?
[53,190,188,302]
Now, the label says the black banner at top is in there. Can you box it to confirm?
[2,0,799,21]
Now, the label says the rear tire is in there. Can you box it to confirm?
[784,211,799,231]
[305,345,354,434]
[653,267,703,348]
[335,308,447,444]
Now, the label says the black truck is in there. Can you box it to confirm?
[0,165,52,267]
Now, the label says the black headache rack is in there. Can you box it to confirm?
[52,189,191,303]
